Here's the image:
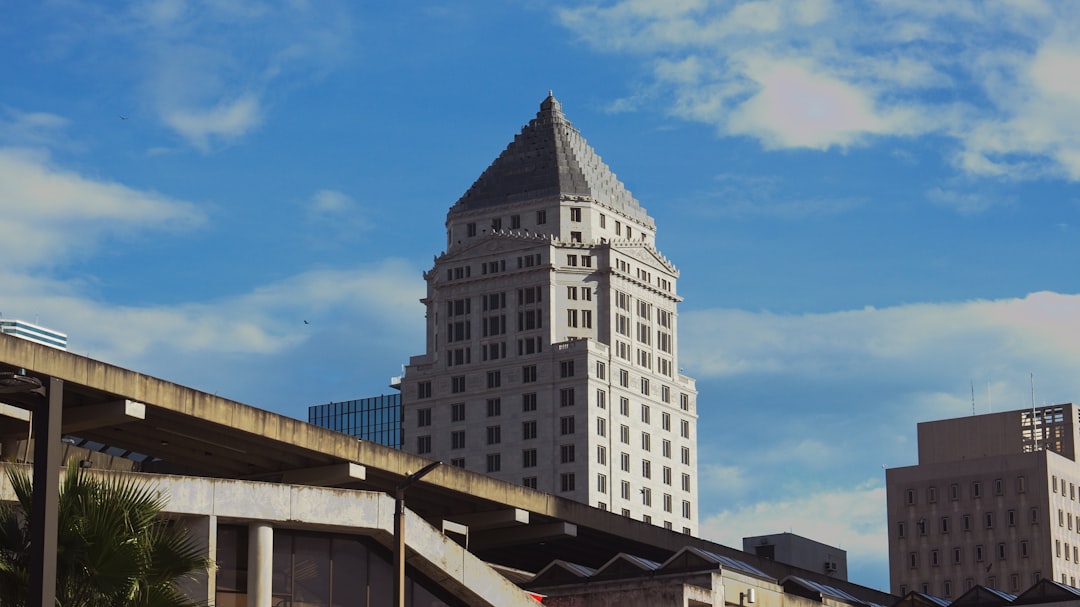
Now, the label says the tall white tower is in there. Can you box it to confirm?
[401,94,698,534]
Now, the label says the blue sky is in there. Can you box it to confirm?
[4,0,1080,591]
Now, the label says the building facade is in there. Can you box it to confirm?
[887,404,1080,597]
[308,394,403,448]
[400,94,699,534]
[744,533,849,581]
[0,319,67,350]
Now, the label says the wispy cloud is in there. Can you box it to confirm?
[558,1,1080,182]
[701,480,887,572]
[0,147,204,266]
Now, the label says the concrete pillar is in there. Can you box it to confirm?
[248,523,273,607]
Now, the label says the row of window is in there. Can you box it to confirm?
[897,508,1038,538]
[908,540,1030,569]
[417,369,693,415]
[899,572,1042,598]
[903,476,1026,505]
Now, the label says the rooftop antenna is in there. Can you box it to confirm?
[971,380,976,416]
[1031,372,1038,451]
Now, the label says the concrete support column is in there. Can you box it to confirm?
[247,523,273,607]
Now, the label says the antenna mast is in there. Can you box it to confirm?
[1031,373,1038,451]
[971,380,976,416]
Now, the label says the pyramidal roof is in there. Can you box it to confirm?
[451,94,649,222]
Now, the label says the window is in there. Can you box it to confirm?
[536,210,547,224]
[662,440,671,458]
[621,481,631,500]
[620,425,630,444]
[620,452,630,472]
[510,214,520,229]
[953,547,961,564]
[642,460,651,479]
[417,435,431,454]
[931,549,940,567]
[522,449,537,468]
[1021,540,1029,558]
[663,493,672,513]
[560,360,575,378]
[941,516,950,533]
[523,476,537,489]
[662,412,671,431]
[973,481,981,498]
[417,381,432,399]
[663,466,672,485]
[906,489,916,505]
[681,447,691,465]
[1018,475,1026,493]
[486,371,501,388]
[898,522,906,538]
[619,397,630,416]
[619,369,629,387]
[963,514,972,531]
[560,388,575,407]
[570,207,582,222]
[681,473,691,492]
[597,474,608,494]
[986,512,994,529]
[1008,510,1017,526]
[417,408,431,427]
[597,445,607,465]
[641,378,650,395]
[680,419,690,438]
[570,231,582,243]
[641,405,651,424]
[595,362,606,379]
[995,478,1004,496]
[450,457,465,468]
[451,402,465,422]
[561,473,576,492]
[522,393,537,412]
[596,417,606,437]
[486,425,501,445]
[522,365,537,383]
[928,486,938,502]
[452,376,466,393]
[661,385,670,403]
[910,552,918,569]
[451,430,465,449]
[950,483,960,500]
[641,432,651,452]
[1032,507,1039,524]
[491,217,502,231]
[560,416,576,435]
[998,542,1007,560]
[522,420,537,440]
[642,488,652,507]
[486,453,501,472]
[976,545,984,562]
[466,222,477,237]
[560,444,576,463]
[486,398,501,417]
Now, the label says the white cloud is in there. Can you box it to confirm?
[162,94,263,151]
[700,481,887,573]
[0,148,204,266]
[682,291,1080,408]
[557,1,1080,182]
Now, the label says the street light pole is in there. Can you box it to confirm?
[393,460,441,607]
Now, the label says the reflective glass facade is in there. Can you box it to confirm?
[308,394,402,448]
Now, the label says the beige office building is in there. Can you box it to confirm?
[400,94,699,534]
[887,404,1080,597]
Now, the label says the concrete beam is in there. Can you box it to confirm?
[279,462,366,486]
[446,508,530,530]
[63,400,145,433]
[470,522,577,551]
